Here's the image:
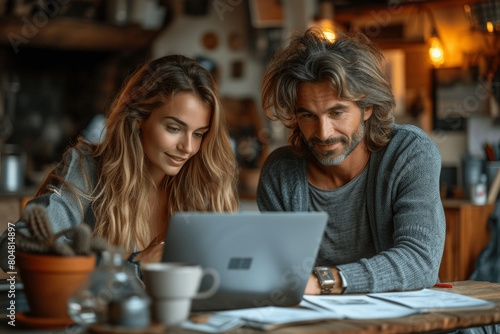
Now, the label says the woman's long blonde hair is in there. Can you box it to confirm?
[38,55,239,251]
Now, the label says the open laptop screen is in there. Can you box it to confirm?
[161,211,328,311]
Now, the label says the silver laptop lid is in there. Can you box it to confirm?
[161,211,328,311]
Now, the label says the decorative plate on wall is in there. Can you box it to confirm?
[228,32,245,51]
[202,31,219,50]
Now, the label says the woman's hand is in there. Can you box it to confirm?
[136,241,165,266]
[124,240,165,267]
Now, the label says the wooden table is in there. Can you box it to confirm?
[2,281,500,333]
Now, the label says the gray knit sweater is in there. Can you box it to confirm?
[257,124,446,294]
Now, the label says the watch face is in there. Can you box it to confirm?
[315,267,335,284]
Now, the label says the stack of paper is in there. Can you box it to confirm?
[179,289,494,332]
[216,306,339,330]
[302,295,418,319]
[367,289,495,311]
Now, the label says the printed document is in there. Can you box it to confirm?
[180,289,494,332]
[302,295,417,319]
[215,306,339,330]
[368,289,495,311]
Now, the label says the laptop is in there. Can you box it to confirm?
[161,211,328,311]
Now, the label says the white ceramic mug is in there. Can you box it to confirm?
[142,263,219,326]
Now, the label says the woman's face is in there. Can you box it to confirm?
[140,93,211,183]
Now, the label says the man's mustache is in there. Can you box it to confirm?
[309,136,348,145]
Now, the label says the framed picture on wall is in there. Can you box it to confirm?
[432,67,488,131]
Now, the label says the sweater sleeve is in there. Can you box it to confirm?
[0,147,97,273]
[257,155,287,212]
[337,132,446,293]
[257,147,308,212]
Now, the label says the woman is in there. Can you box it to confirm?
[0,55,239,273]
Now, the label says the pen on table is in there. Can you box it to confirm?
[434,283,453,288]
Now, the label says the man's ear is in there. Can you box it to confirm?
[363,106,373,121]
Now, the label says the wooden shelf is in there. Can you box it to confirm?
[439,201,496,282]
[0,17,162,51]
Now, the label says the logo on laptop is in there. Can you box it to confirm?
[228,257,252,270]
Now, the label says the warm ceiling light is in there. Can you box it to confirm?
[424,7,445,68]
[312,1,336,42]
[429,35,444,67]
[318,19,336,41]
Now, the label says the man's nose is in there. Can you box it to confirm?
[317,117,333,141]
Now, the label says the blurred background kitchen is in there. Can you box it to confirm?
[0,0,499,281]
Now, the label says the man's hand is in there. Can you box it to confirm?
[305,273,322,295]
[304,267,345,295]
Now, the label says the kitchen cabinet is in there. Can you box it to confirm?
[439,200,496,282]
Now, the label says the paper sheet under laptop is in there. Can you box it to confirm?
[180,289,494,332]
[368,288,495,311]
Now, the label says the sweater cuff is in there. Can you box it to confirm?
[337,261,372,294]
[338,270,348,289]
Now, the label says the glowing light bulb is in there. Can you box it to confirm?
[487,21,494,33]
[323,30,336,42]
[429,36,444,67]
[318,19,336,42]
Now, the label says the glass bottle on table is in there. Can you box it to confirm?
[67,247,150,328]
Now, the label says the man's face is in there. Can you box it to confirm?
[296,81,372,166]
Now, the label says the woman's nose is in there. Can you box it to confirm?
[177,134,193,154]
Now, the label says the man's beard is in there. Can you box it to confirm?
[304,121,365,166]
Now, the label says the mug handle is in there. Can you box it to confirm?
[194,267,220,299]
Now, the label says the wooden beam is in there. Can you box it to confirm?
[0,17,162,52]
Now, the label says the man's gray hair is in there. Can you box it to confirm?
[261,27,396,154]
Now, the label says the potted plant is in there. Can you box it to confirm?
[15,204,107,327]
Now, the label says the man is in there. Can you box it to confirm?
[257,28,446,295]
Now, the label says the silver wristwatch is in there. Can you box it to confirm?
[313,267,335,294]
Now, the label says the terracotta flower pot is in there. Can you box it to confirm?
[16,251,96,320]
